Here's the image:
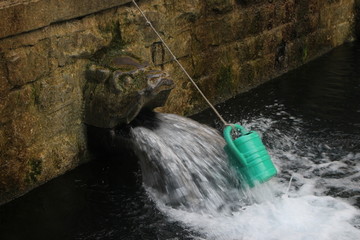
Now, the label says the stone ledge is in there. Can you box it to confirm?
[0,0,131,39]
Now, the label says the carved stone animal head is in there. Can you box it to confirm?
[83,54,174,128]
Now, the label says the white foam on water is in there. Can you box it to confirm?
[156,194,359,240]
[131,112,360,240]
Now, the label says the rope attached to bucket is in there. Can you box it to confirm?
[132,0,229,127]
[132,1,278,188]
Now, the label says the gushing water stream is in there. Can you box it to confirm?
[131,113,246,214]
[131,112,360,240]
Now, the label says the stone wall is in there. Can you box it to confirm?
[0,0,356,204]
[124,0,356,115]
[356,0,360,37]
[0,3,128,204]
[0,0,132,38]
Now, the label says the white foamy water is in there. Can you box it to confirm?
[162,195,359,240]
[131,112,360,240]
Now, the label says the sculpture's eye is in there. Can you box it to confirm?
[122,75,133,86]
[111,73,124,93]
[111,72,135,94]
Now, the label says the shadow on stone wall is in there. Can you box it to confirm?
[356,0,360,39]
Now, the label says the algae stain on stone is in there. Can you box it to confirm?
[216,65,233,96]
[26,159,42,184]
[32,84,41,107]
[302,46,308,63]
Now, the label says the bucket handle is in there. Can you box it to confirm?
[223,124,248,166]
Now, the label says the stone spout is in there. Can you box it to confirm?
[83,54,175,128]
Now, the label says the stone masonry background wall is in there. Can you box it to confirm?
[0,0,356,204]
[122,0,356,115]
[356,0,360,37]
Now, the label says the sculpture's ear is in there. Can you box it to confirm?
[86,65,111,83]
[109,70,130,94]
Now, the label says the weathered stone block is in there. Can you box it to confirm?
[0,53,10,92]
[194,16,234,47]
[0,84,35,124]
[34,65,83,113]
[7,108,40,150]
[206,0,234,14]
[356,0,360,38]
[5,40,49,87]
[50,31,110,67]
[0,0,132,39]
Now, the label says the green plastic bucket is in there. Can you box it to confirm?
[224,124,277,187]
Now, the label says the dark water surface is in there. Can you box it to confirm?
[1,42,360,240]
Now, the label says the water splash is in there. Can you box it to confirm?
[130,112,360,239]
[163,195,359,240]
[131,113,249,214]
